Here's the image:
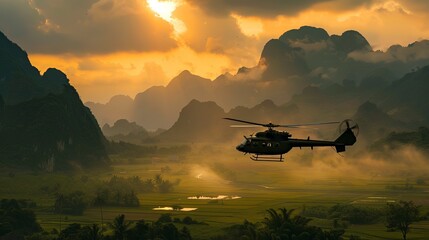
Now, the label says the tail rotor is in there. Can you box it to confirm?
[339,119,359,137]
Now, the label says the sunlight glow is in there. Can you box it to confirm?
[146,0,186,35]
[147,0,176,22]
[232,14,264,38]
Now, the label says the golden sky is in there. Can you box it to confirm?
[1,0,429,102]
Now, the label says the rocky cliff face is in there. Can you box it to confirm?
[0,31,108,170]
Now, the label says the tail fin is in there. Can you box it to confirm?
[334,128,357,152]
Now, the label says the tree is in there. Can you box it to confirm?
[126,220,150,240]
[55,193,64,232]
[110,214,130,240]
[262,208,340,240]
[0,199,42,236]
[386,201,421,240]
[160,223,180,240]
[93,191,107,228]
[157,213,173,223]
[58,223,84,240]
[82,224,103,240]
[180,226,192,240]
[54,191,86,215]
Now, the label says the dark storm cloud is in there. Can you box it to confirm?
[184,0,375,17]
[0,0,177,54]
[0,0,43,37]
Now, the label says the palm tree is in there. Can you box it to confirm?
[83,224,103,240]
[263,208,320,239]
[241,220,259,240]
[55,193,65,232]
[264,208,294,231]
[110,214,131,240]
[93,191,107,229]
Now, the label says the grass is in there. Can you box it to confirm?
[1,150,429,239]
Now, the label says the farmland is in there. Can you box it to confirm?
[1,148,429,239]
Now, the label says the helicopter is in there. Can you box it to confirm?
[224,118,358,162]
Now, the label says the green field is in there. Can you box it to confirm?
[1,149,429,240]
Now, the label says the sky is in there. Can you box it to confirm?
[1,0,429,103]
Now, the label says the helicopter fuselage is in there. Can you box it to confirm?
[236,137,293,155]
[224,117,358,161]
[235,128,357,159]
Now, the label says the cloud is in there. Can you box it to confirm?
[174,3,265,69]
[234,64,267,81]
[0,0,177,54]
[348,40,429,63]
[397,0,429,12]
[139,62,169,87]
[184,0,375,17]
[78,59,124,71]
[0,0,43,37]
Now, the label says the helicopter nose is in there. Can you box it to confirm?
[236,144,244,152]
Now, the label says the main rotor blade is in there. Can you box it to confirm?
[230,125,263,128]
[224,118,339,128]
[223,118,266,126]
[278,121,340,128]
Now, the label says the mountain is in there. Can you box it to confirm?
[259,38,309,79]
[102,119,147,137]
[371,127,429,154]
[157,62,429,144]
[86,95,133,125]
[157,99,228,142]
[157,99,301,143]
[133,70,214,130]
[86,26,429,131]
[0,32,71,105]
[352,101,408,143]
[101,119,157,144]
[376,65,429,124]
[0,31,108,170]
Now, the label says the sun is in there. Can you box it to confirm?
[147,0,177,22]
[146,0,186,35]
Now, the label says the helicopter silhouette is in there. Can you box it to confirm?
[224,118,358,162]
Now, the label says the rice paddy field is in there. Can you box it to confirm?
[1,149,429,239]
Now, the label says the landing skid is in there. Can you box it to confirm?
[250,154,284,162]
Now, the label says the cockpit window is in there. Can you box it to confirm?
[241,139,251,145]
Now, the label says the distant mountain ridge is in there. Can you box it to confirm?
[87,26,429,131]
[157,99,301,143]
[0,31,108,170]
[156,62,429,144]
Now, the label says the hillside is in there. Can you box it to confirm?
[376,65,429,124]
[0,31,108,170]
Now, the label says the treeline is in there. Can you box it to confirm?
[0,199,195,240]
[104,175,179,194]
[371,127,429,153]
[53,175,179,215]
[2,204,346,240]
[107,141,191,159]
[211,208,346,240]
[2,198,426,240]
[8,213,194,240]
[0,199,41,236]
[302,203,384,225]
